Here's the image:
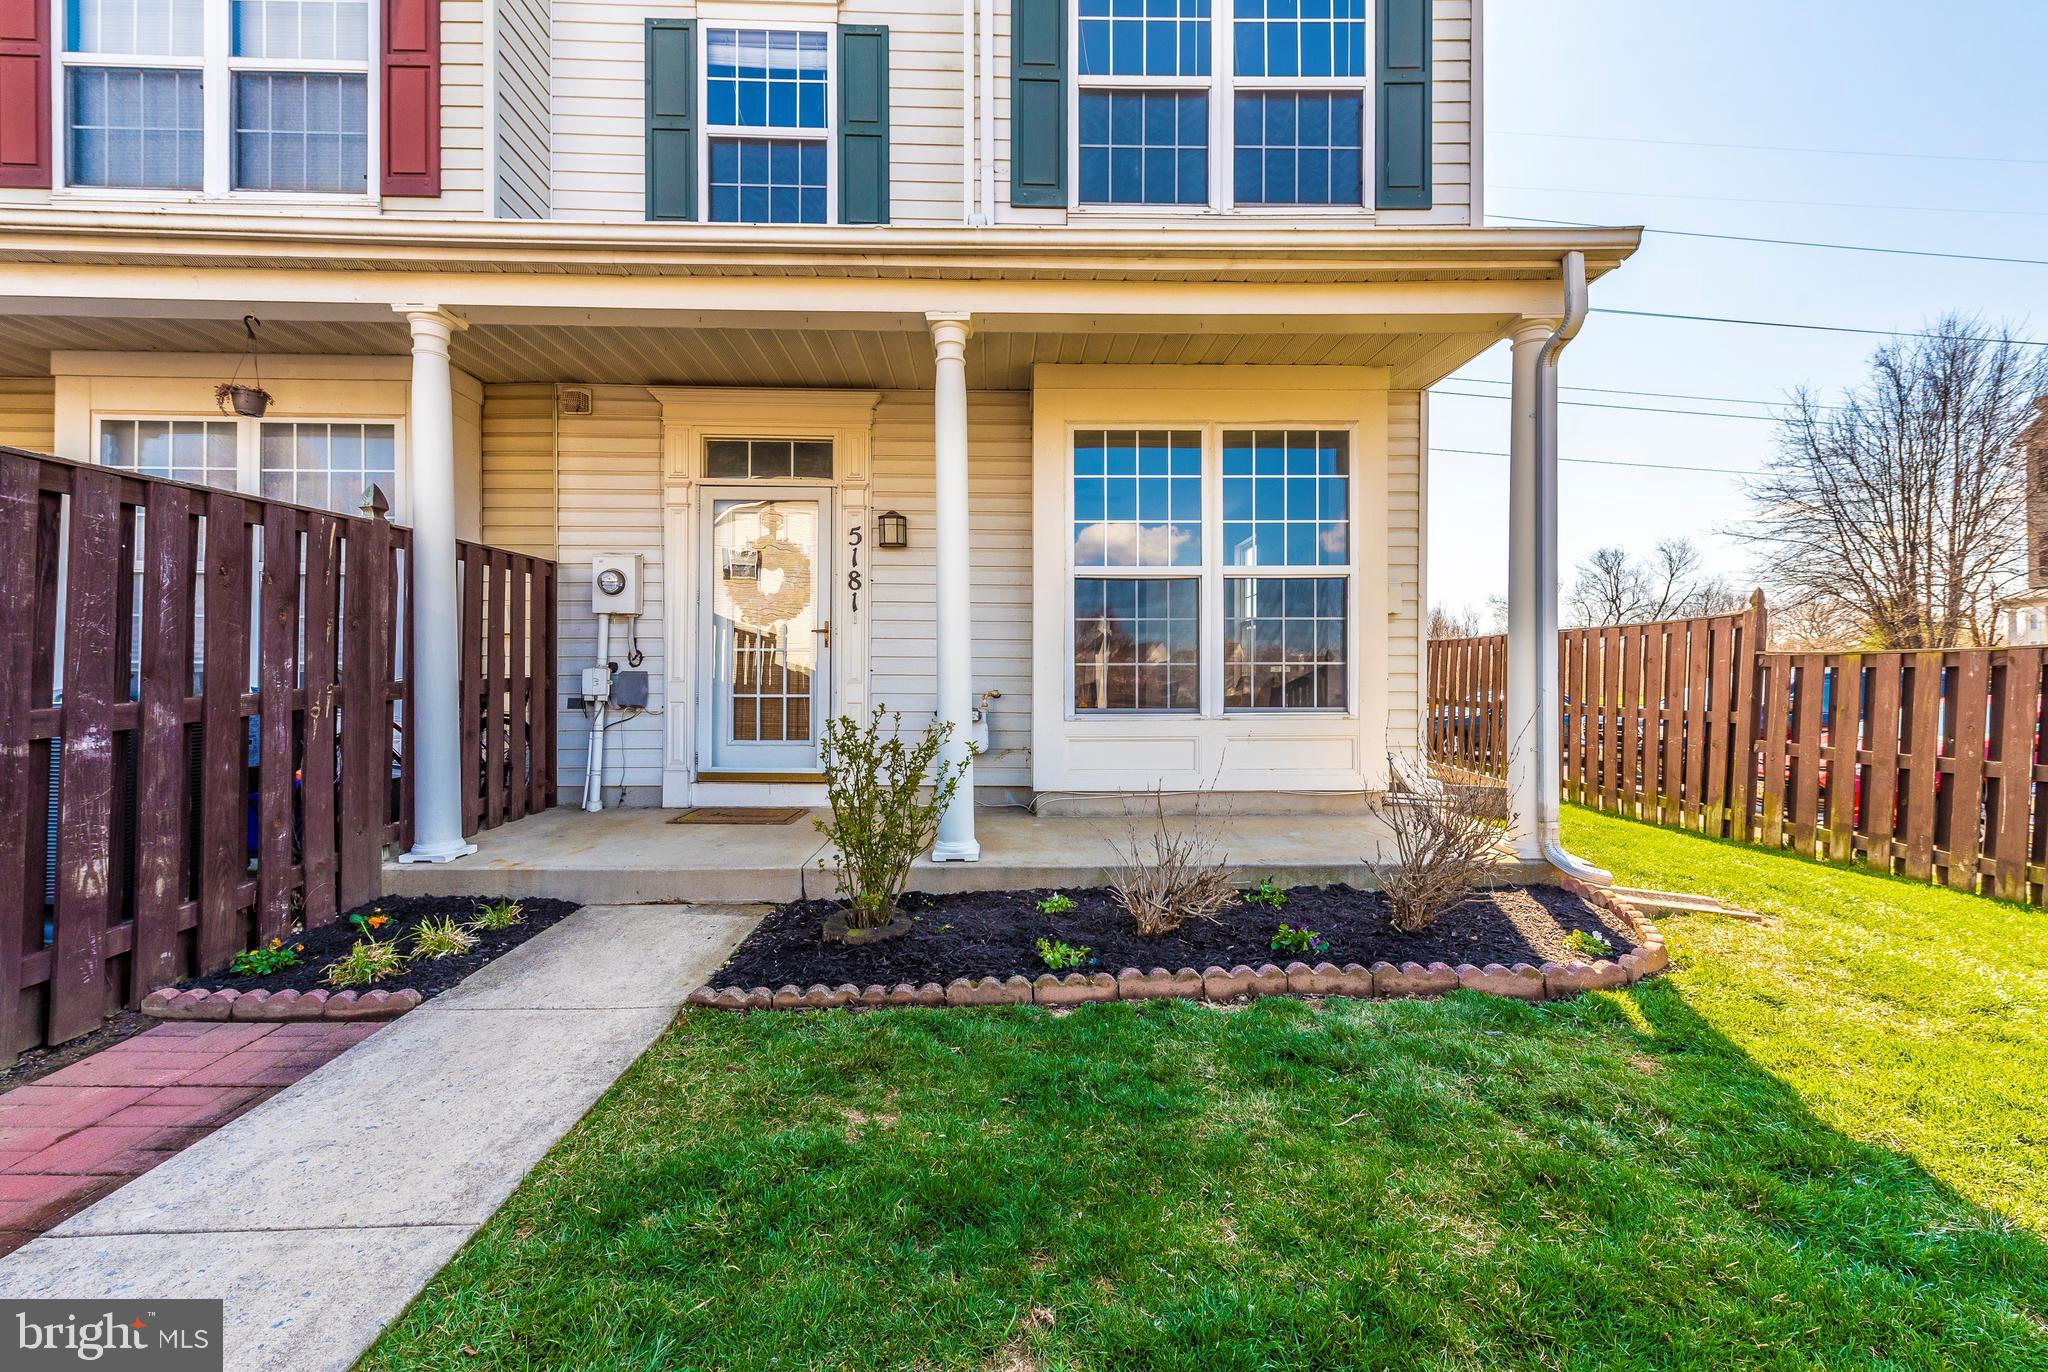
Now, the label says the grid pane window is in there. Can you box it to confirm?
[708,138,828,224]
[1073,429,1202,569]
[1075,577,1200,711]
[1078,91,1208,205]
[68,0,203,56]
[1232,0,1367,78]
[101,419,237,487]
[706,28,829,130]
[705,438,834,480]
[231,0,370,60]
[1221,429,1349,567]
[1233,92,1361,205]
[1224,576,1347,709]
[232,72,367,192]
[259,421,396,514]
[1078,0,1212,78]
[67,67,203,188]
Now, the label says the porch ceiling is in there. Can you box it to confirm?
[0,315,1505,390]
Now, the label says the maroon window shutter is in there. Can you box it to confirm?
[0,0,50,189]
[381,0,441,196]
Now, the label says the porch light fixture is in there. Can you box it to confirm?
[875,509,909,549]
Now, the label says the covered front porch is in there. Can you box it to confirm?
[382,801,1421,906]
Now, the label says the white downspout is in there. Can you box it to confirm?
[978,0,997,223]
[1534,251,1612,885]
[961,0,980,224]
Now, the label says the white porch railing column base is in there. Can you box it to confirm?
[928,312,979,862]
[396,304,476,865]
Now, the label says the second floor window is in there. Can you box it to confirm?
[1074,0,1370,211]
[705,27,831,225]
[62,0,372,195]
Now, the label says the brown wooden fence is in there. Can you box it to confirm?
[1427,592,2048,905]
[0,448,555,1060]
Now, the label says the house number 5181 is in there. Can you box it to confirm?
[846,523,863,613]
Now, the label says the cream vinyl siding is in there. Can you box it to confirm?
[492,0,554,218]
[552,386,669,800]
[479,384,559,557]
[1386,389,1423,750]
[867,389,1034,786]
[551,1,968,225]
[0,378,56,452]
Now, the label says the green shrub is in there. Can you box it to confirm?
[815,706,970,930]
[1563,928,1615,960]
[1245,877,1288,909]
[1036,892,1076,916]
[230,938,304,976]
[470,899,525,931]
[324,938,407,988]
[1269,923,1328,956]
[1035,937,1090,971]
[411,916,479,960]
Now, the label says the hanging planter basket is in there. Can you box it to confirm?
[216,315,274,418]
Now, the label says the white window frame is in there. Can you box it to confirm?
[1067,2,1375,216]
[1063,421,1359,719]
[52,0,381,203]
[696,20,838,228]
[94,411,410,521]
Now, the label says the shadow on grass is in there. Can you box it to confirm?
[361,980,2048,1372]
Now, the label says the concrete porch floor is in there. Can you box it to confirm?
[384,805,1419,905]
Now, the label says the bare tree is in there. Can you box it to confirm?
[1567,537,1737,626]
[1742,315,2048,649]
[1429,603,1482,640]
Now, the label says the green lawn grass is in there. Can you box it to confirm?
[362,808,2048,1370]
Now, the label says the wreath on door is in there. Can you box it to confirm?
[723,510,815,628]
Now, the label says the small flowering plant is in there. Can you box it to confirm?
[230,937,305,977]
[349,908,394,939]
[1269,923,1329,957]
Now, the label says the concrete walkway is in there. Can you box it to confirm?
[0,903,759,1372]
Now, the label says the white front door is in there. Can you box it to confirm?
[701,489,830,772]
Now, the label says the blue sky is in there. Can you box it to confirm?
[1428,0,2048,620]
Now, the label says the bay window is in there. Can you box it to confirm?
[59,0,373,195]
[1071,426,1352,714]
[1073,0,1371,210]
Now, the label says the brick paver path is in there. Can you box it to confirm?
[0,1020,380,1255]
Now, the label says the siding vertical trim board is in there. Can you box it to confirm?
[838,25,892,225]
[1376,0,1433,210]
[382,0,444,196]
[645,18,697,222]
[0,0,50,188]
[1009,0,1065,207]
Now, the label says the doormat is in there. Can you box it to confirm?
[670,807,810,826]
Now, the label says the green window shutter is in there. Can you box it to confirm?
[646,18,696,221]
[839,25,890,224]
[1010,0,1066,207]
[1375,0,1432,209]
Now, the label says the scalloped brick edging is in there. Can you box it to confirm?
[140,986,423,1023]
[686,881,1670,1013]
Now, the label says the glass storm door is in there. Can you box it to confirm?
[705,493,828,771]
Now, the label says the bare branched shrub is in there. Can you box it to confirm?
[1109,793,1238,936]
[1372,761,1505,933]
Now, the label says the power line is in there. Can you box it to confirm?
[1493,129,2048,168]
[1592,306,2048,347]
[1431,446,1759,476]
[1492,213,2048,268]
[1495,183,2048,220]
[1434,388,1782,422]
[1446,376,1839,411]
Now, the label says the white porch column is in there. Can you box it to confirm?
[928,312,979,860]
[396,305,476,864]
[1504,317,1554,863]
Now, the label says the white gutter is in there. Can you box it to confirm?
[1533,249,1612,885]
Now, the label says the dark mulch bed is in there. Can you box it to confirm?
[182,894,582,1000]
[710,884,1638,990]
